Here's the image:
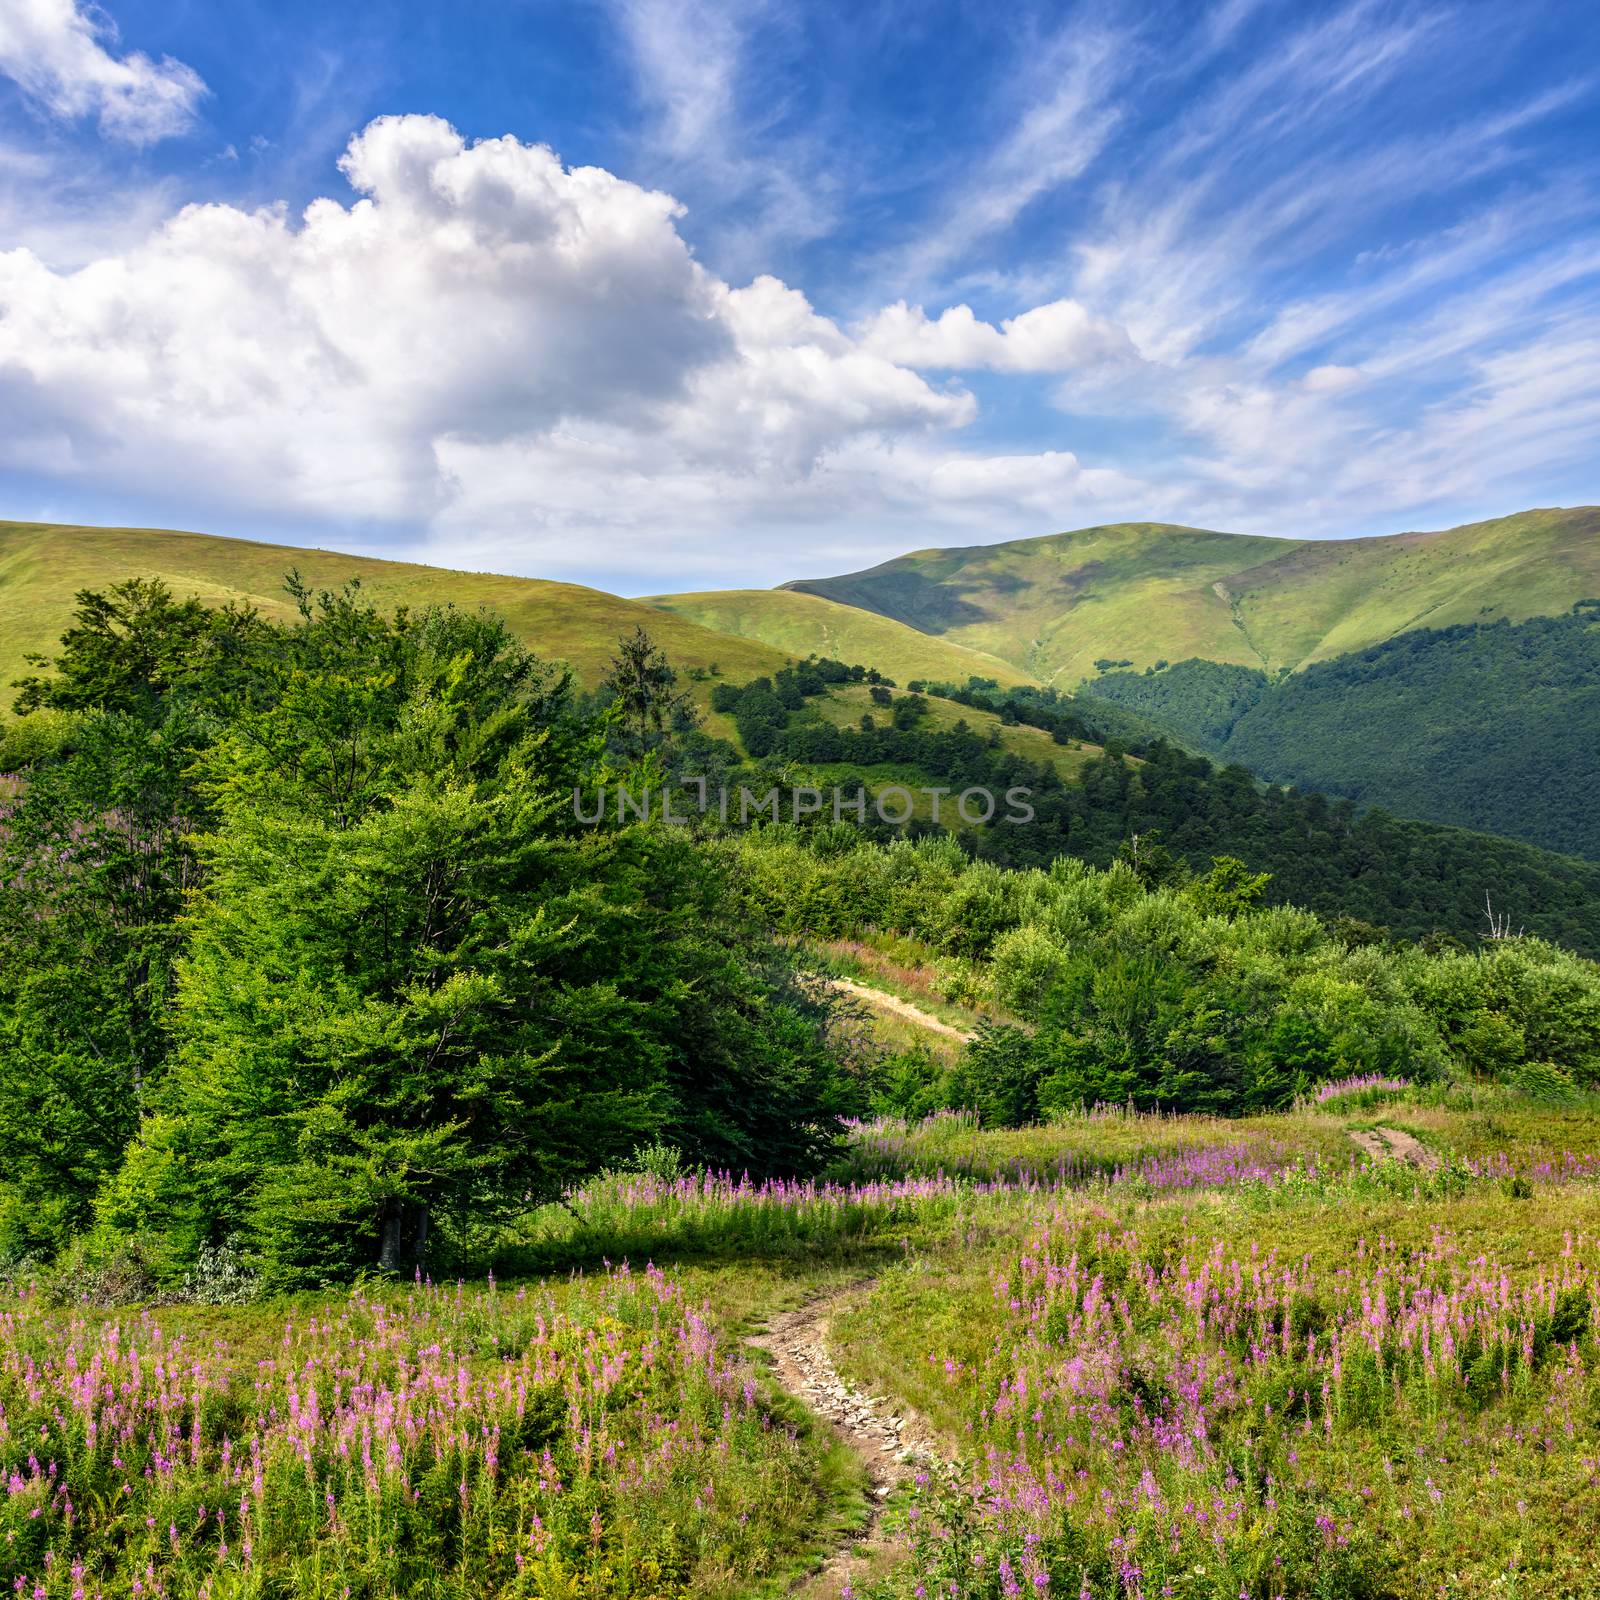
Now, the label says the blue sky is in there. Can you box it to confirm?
[0,0,1597,591]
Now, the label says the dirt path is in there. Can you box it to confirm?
[1348,1125,1437,1169]
[823,976,975,1042]
[747,1284,947,1594]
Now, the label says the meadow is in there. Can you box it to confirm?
[7,568,1600,1600]
[7,1090,1598,1600]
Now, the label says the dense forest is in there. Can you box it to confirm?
[6,577,1600,1289]
[712,664,1600,955]
[1084,603,1600,859]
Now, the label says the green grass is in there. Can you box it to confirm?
[644,588,1038,689]
[1226,505,1600,670]
[0,520,793,737]
[786,521,1295,685]
[782,506,1600,684]
[8,1095,1600,1597]
[818,1102,1600,1600]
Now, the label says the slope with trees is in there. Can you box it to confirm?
[1086,603,1600,859]
[0,579,850,1283]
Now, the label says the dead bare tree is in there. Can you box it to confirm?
[1483,891,1523,941]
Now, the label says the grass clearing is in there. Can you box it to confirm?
[5,1096,1600,1598]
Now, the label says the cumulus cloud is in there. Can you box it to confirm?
[861,298,1133,373]
[0,115,972,542]
[0,0,205,144]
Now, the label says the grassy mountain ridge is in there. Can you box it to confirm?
[1220,506,1600,669]
[0,520,793,729]
[645,586,1039,688]
[783,507,1600,682]
[785,520,1299,682]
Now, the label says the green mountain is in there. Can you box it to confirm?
[1085,605,1600,860]
[785,521,1295,683]
[783,507,1600,683]
[646,586,1038,689]
[0,520,793,736]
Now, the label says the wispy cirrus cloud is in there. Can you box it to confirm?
[881,15,1129,298]
[605,0,837,279]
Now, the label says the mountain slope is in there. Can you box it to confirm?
[0,521,792,722]
[711,664,1600,957]
[784,508,1600,683]
[1086,605,1600,860]
[785,521,1299,683]
[1221,507,1600,670]
[645,587,1038,688]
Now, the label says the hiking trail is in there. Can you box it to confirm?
[823,976,975,1042]
[746,1283,949,1594]
[1348,1125,1436,1168]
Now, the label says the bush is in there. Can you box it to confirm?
[990,924,1070,1012]
[950,1023,1042,1127]
[1509,1059,1579,1102]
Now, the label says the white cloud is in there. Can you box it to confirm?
[1301,364,1363,392]
[605,0,835,278]
[861,298,1133,372]
[0,114,971,549]
[884,20,1128,295]
[0,0,205,144]
[4,0,1600,594]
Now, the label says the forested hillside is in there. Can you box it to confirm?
[1087,603,1600,858]
[700,666,1600,953]
[7,573,1600,1292]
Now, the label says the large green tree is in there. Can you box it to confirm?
[0,711,202,1254]
[98,594,843,1284]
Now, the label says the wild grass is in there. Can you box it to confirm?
[6,1096,1600,1598]
[642,590,1037,691]
[0,520,789,737]
[831,1175,1600,1599]
[0,1264,845,1600]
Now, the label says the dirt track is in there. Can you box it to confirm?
[823,976,975,1042]
[1348,1125,1437,1168]
[746,1285,946,1592]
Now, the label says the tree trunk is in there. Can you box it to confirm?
[379,1206,403,1273]
[378,1201,430,1275]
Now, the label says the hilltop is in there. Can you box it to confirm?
[0,520,792,732]
[782,507,1600,683]
[646,586,1037,689]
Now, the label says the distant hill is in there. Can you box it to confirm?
[0,521,793,735]
[1085,605,1600,860]
[783,508,1600,684]
[646,587,1037,689]
[785,521,1295,683]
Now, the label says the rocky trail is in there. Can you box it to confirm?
[1348,1124,1437,1168]
[746,1283,948,1594]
